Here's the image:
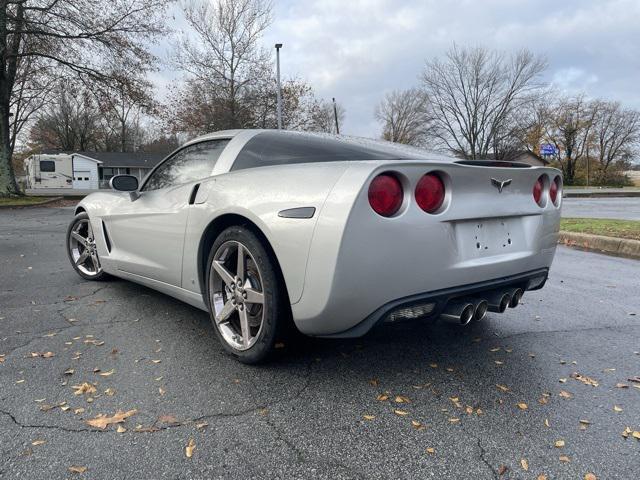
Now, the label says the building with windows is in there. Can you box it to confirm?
[24,151,167,191]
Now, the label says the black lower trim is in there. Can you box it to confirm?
[318,268,549,338]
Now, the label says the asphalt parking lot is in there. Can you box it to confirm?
[1,207,639,479]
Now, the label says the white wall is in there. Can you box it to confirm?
[72,156,99,189]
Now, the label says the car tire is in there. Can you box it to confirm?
[205,225,288,364]
[66,212,108,281]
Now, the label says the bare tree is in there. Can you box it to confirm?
[591,100,640,179]
[307,99,345,134]
[375,88,433,146]
[544,95,599,184]
[0,0,170,196]
[421,44,546,159]
[29,82,102,151]
[171,0,273,129]
[91,66,157,152]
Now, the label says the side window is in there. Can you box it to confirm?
[40,160,55,172]
[142,140,229,191]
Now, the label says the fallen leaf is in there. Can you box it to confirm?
[133,425,160,433]
[104,388,116,396]
[159,387,166,396]
[429,363,438,368]
[517,403,528,410]
[616,383,629,389]
[116,425,126,433]
[520,458,529,471]
[68,466,87,474]
[195,422,208,430]
[31,440,46,446]
[496,384,509,392]
[394,409,409,416]
[498,465,508,475]
[98,369,114,377]
[584,474,597,480]
[368,379,378,386]
[554,440,565,448]
[72,383,97,396]
[559,455,571,463]
[74,408,85,415]
[411,420,424,430]
[363,414,375,421]
[559,390,573,399]
[158,415,179,424]
[538,475,548,480]
[613,405,623,412]
[185,438,195,458]
[632,431,640,440]
[489,347,500,352]
[448,417,460,423]
[151,359,161,364]
[376,394,389,401]
[85,410,137,430]
[426,447,435,454]
[395,395,411,403]
[544,418,550,427]
[571,372,599,387]
[494,361,504,365]
[64,369,75,375]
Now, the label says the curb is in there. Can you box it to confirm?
[0,196,63,209]
[558,231,640,260]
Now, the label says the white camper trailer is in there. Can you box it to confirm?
[24,154,74,189]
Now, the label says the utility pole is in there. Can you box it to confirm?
[332,97,340,135]
[275,43,283,130]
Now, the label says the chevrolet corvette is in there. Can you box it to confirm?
[67,130,562,363]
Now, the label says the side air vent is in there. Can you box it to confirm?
[455,160,531,168]
[102,221,112,253]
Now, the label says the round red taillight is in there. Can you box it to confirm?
[550,176,561,205]
[415,173,445,213]
[368,173,403,217]
[533,176,544,206]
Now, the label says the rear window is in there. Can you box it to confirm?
[40,160,55,172]
[232,131,421,171]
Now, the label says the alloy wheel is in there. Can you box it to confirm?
[68,218,102,277]
[209,240,265,351]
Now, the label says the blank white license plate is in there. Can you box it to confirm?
[455,218,524,259]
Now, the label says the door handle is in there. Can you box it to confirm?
[188,183,200,205]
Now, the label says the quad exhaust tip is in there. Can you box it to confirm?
[440,301,475,326]
[508,288,523,308]
[487,291,512,313]
[472,299,489,322]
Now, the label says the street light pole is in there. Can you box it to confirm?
[332,97,340,135]
[275,43,283,130]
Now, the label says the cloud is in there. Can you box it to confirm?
[155,0,640,138]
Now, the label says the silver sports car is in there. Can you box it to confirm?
[67,130,562,363]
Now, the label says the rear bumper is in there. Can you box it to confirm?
[315,268,548,338]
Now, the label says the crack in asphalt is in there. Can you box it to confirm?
[475,436,499,480]
[0,358,317,438]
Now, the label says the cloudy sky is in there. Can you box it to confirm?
[154,0,640,138]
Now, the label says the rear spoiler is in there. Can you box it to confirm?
[455,160,531,168]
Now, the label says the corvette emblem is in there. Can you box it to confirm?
[491,178,512,193]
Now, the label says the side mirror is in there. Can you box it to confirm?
[110,175,139,192]
[110,175,140,201]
